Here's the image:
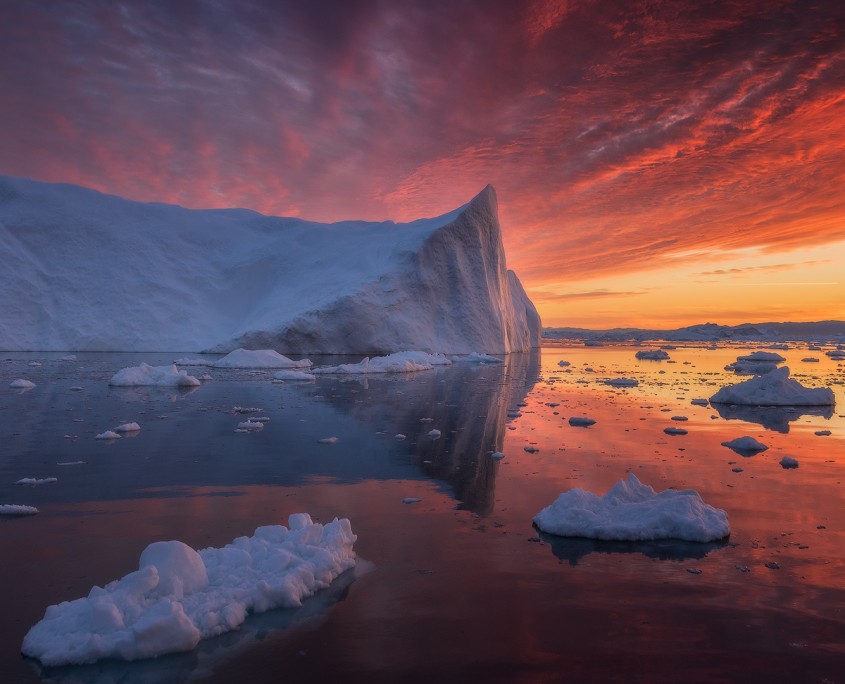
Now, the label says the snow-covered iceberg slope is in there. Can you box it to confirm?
[0,177,540,354]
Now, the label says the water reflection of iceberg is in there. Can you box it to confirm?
[28,566,358,684]
[538,531,729,566]
[328,351,541,515]
[713,403,834,433]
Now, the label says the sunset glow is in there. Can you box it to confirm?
[2,1,843,328]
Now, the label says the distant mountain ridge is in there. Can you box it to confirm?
[543,321,845,342]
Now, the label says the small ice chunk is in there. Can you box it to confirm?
[664,427,688,435]
[0,504,39,516]
[233,406,263,414]
[15,477,57,486]
[212,349,312,369]
[114,422,141,433]
[402,497,422,504]
[10,379,36,389]
[780,456,799,469]
[524,446,539,453]
[394,434,406,440]
[815,430,831,436]
[318,437,339,444]
[313,351,450,374]
[801,357,819,363]
[569,417,596,427]
[533,473,730,542]
[558,361,571,367]
[459,352,503,364]
[671,416,689,422]
[721,436,768,455]
[491,451,505,460]
[95,430,121,440]
[109,364,200,387]
[427,429,441,439]
[605,378,638,387]
[236,420,264,431]
[691,399,709,407]
[636,349,670,360]
[273,369,316,381]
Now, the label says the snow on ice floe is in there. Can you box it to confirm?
[114,422,141,433]
[273,369,316,382]
[533,474,730,543]
[0,179,539,354]
[721,436,768,455]
[636,349,670,360]
[710,367,835,406]
[212,349,312,369]
[21,514,357,666]
[0,504,39,516]
[95,430,121,440]
[109,364,201,387]
[312,351,451,374]
[9,378,35,389]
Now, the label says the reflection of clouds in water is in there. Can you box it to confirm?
[27,567,359,684]
[538,531,729,567]
[713,403,834,433]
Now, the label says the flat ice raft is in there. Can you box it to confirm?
[22,514,356,666]
[533,474,729,543]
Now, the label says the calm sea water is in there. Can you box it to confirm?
[1,345,843,683]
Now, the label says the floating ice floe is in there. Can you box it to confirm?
[721,436,768,455]
[10,378,35,389]
[95,430,121,440]
[604,378,638,387]
[664,427,688,435]
[236,420,264,432]
[636,349,670,360]
[569,417,596,427]
[780,456,799,469]
[15,477,57,486]
[313,351,451,374]
[109,364,201,387]
[491,451,505,460]
[558,360,571,367]
[533,474,729,543]
[402,497,422,504]
[709,367,835,406]
[273,369,316,381]
[21,515,357,666]
[457,352,503,364]
[691,398,709,407]
[212,348,312,369]
[724,351,786,376]
[318,437,339,444]
[0,504,39,516]
[802,357,819,363]
[114,422,141,433]
[427,429,441,439]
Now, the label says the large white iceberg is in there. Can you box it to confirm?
[22,514,356,666]
[710,366,835,406]
[0,177,540,354]
[533,474,730,543]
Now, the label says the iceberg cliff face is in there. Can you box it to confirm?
[0,177,540,353]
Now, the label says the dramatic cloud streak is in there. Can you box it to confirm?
[1,0,843,326]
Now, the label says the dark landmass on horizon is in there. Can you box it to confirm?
[543,320,845,342]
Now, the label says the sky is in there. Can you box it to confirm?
[1,0,844,329]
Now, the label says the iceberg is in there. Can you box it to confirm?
[22,514,356,666]
[533,474,730,543]
[709,366,835,406]
[0,177,540,354]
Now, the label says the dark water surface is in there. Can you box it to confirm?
[1,347,843,683]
